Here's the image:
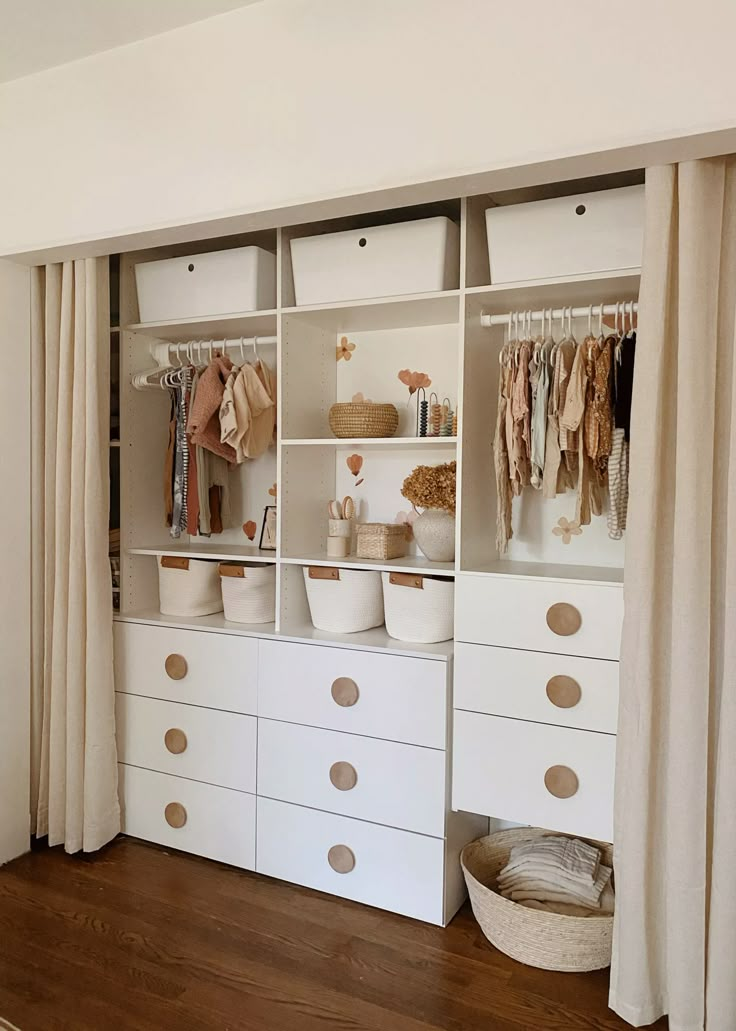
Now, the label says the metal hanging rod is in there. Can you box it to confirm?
[480,302,638,328]
[161,335,277,356]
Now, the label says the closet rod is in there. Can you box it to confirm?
[480,302,638,328]
[163,335,277,353]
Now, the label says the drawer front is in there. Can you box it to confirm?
[258,640,447,749]
[258,719,446,837]
[456,574,623,660]
[454,643,619,734]
[115,694,256,793]
[114,622,258,715]
[256,796,445,924]
[453,710,615,842]
[118,764,256,870]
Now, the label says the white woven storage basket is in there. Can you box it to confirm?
[303,566,384,634]
[158,557,223,617]
[461,828,614,973]
[219,563,276,624]
[381,572,454,643]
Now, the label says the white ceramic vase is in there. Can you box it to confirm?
[413,508,456,562]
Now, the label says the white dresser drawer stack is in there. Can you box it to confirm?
[453,573,622,842]
[256,639,485,925]
[114,622,258,869]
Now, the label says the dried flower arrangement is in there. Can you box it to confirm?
[401,460,456,514]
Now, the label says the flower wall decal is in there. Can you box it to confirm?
[346,454,363,477]
[337,336,356,362]
[268,483,277,498]
[243,520,257,541]
[395,509,419,541]
[398,369,432,395]
[552,516,583,545]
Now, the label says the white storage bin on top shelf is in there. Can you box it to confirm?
[485,185,644,284]
[158,556,223,617]
[135,246,276,322]
[303,566,384,634]
[290,216,460,305]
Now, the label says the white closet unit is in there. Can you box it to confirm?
[112,180,640,923]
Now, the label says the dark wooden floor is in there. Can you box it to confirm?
[0,838,667,1031]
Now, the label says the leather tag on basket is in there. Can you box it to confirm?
[219,564,245,578]
[309,566,340,581]
[389,572,424,590]
[161,556,189,571]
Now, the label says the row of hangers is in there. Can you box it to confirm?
[503,300,637,370]
[132,336,269,391]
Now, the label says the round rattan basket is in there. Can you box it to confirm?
[328,402,399,438]
[461,828,614,972]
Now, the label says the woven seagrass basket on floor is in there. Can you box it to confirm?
[328,402,399,438]
[461,827,614,972]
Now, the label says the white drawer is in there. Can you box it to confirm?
[118,764,256,869]
[258,719,446,837]
[455,643,619,734]
[453,710,615,842]
[258,640,447,749]
[256,796,445,924]
[115,693,256,793]
[456,574,623,660]
[114,622,258,715]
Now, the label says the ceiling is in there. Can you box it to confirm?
[0,0,261,84]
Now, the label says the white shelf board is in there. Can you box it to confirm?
[466,269,641,311]
[282,290,460,330]
[282,436,457,450]
[282,553,455,577]
[124,308,278,342]
[128,543,278,563]
[114,610,452,660]
[459,560,623,586]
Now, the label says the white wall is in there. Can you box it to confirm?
[1,0,736,258]
[0,260,30,865]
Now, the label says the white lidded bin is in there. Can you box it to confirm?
[290,216,460,305]
[158,556,223,617]
[485,185,644,284]
[135,246,276,323]
[382,572,454,644]
[303,566,384,634]
[219,563,276,624]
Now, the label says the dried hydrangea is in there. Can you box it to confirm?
[401,461,456,514]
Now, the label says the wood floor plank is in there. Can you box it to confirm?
[0,838,667,1031]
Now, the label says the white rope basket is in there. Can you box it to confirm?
[461,828,614,972]
[219,563,276,624]
[382,572,454,643]
[303,566,384,634]
[158,557,223,617]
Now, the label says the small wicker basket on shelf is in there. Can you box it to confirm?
[461,827,614,973]
[328,402,399,439]
[356,523,408,560]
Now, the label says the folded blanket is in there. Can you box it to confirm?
[500,863,612,909]
[503,836,600,882]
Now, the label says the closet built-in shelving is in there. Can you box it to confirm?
[115,180,638,653]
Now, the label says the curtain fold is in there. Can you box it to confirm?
[30,258,120,854]
[611,160,736,1031]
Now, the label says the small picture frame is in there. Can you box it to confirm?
[259,506,277,551]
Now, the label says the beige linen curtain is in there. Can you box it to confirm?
[30,258,120,854]
[611,159,736,1030]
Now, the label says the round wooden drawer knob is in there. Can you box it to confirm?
[327,844,355,874]
[165,654,188,680]
[329,761,358,791]
[546,602,582,637]
[164,802,187,829]
[546,675,582,709]
[164,728,188,754]
[544,765,579,799]
[331,677,359,707]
